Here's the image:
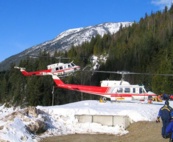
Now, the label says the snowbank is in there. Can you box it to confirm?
[0,100,166,142]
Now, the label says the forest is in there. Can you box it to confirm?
[1,6,173,106]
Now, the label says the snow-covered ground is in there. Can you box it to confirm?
[0,100,168,142]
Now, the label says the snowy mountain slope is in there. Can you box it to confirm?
[0,22,132,71]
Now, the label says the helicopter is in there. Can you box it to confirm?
[51,71,158,102]
[14,61,80,77]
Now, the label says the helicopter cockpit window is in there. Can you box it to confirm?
[71,63,75,66]
[117,88,123,93]
[125,88,130,93]
[139,88,143,93]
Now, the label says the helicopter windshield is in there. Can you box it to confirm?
[68,63,75,68]
[71,63,75,66]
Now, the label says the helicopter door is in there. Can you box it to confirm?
[133,88,136,93]
[132,87,145,100]
[139,88,143,94]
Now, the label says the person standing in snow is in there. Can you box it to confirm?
[156,99,173,139]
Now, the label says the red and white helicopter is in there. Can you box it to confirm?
[51,71,157,102]
[14,61,80,77]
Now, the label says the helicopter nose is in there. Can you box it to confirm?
[75,66,80,70]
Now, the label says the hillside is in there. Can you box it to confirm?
[0,22,132,71]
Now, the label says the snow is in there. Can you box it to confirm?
[91,55,108,70]
[53,22,132,43]
[39,22,133,51]
[0,100,168,142]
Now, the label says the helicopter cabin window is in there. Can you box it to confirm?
[56,67,59,70]
[68,64,71,68]
[59,66,63,70]
[125,88,130,93]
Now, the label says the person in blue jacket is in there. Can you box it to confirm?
[165,110,173,142]
[156,100,173,138]
[166,118,173,142]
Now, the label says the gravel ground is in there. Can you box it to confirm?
[40,121,170,142]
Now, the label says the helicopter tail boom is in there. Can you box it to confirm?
[14,66,30,76]
[14,66,53,76]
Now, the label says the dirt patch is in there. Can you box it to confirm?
[40,121,169,142]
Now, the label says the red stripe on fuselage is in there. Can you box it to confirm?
[110,93,156,97]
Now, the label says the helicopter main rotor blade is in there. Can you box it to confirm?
[84,70,173,76]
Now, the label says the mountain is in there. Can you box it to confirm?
[0,22,132,71]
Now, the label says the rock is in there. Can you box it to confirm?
[27,120,47,134]
[27,106,38,117]
[3,106,47,135]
